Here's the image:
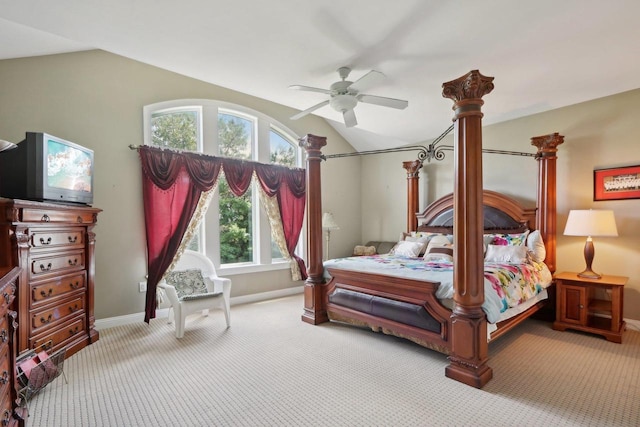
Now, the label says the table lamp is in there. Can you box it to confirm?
[563,209,618,279]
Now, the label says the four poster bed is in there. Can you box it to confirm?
[299,70,564,388]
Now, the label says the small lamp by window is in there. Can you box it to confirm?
[322,212,340,260]
[563,209,618,279]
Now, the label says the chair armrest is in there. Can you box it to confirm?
[158,281,180,304]
[205,275,232,300]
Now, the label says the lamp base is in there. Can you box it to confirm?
[577,268,602,280]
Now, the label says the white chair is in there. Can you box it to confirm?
[158,250,231,338]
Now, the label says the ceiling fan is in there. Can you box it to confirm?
[289,67,408,128]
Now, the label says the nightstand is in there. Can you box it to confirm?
[553,272,627,343]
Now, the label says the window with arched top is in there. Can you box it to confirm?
[143,99,302,274]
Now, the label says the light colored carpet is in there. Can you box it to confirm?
[27,294,639,426]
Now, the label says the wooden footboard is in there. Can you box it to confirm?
[324,268,452,354]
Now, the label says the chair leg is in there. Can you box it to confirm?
[167,306,174,324]
[223,299,231,328]
[175,307,185,339]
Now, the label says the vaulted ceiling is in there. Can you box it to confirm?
[1,1,639,151]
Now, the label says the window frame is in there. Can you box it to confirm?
[143,99,305,276]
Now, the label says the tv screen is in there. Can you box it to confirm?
[46,138,93,194]
[0,132,94,205]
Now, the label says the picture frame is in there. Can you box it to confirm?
[593,165,640,201]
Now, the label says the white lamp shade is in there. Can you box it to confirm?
[563,209,618,237]
[322,212,339,230]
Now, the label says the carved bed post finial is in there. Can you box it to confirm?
[299,134,329,325]
[442,70,494,388]
[403,160,423,233]
[531,133,564,275]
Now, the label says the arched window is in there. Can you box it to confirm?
[143,100,302,273]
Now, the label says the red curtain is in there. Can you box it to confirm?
[139,146,221,322]
[139,146,307,322]
[255,164,307,279]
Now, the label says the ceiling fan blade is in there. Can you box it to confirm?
[358,94,408,110]
[290,99,330,120]
[343,109,357,127]
[348,70,385,93]
[288,85,332,95]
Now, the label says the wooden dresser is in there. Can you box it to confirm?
[0,199,101,358]
[0,266,25,426]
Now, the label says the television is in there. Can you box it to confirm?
[0,132,94,205]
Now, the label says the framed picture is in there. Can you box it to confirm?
[594,165,640,201]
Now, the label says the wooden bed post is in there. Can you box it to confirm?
[531,133,564,275]
[403,160,423,233]
[442,70,495,388]
[300,134,329,325]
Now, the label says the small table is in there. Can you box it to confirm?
[553,272,627,343]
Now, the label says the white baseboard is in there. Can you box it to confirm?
[625,318,640,331]
[94,286,304,330]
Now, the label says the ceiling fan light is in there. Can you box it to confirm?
[330,94,357,112]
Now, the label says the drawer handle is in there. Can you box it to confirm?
[40,314,53,325]
[68,235,78,243]
[0,329,6,343]
[39,263,52,272]
[70,281,81,290]
[69,326,80,336]
[68,258,78,266]
[76,216,83,224]
[40,288,53,298]
[579,304,584,309]
[40,236,52,245]
[69,304,80,313]
[0,371,8,385]
[41,214,50,222]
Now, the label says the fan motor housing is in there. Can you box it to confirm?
[330,94,358,112]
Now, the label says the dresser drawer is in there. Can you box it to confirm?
[31,316,86,352]
[30,295,85,336]
[18,207,97,225]
[0,316,9,349]
[0,344,9,403]
[0,387,14,427]
[29,249,85,280]
[31,272,86,307]
[29,228,85,249]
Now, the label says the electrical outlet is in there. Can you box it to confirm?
[139,281,147,293]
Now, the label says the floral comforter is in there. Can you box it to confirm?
[323,254,552,324]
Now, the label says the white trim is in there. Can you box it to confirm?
[625,318,640,331]
[94,286,304,330]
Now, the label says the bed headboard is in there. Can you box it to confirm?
[415,190,536,234]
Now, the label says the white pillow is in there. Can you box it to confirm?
[422,235,454,262]
[425,235,451,252]
[423,245,454,262]
[485,244,528,264]
[392,241,425,257]
[526,230,546,262]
